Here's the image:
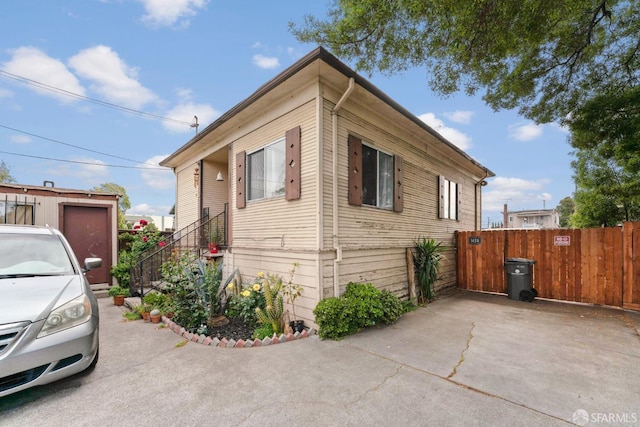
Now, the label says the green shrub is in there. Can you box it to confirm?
[253,323,276,340]
[379,290,406,324]
[226,288,265,328]
[313,297,358,340]
[160,253,206,331]
[143,292,168,312]
[344,283,384,328]
[313,283,409,340]
[108,285,130,297]
[413,238,445,303]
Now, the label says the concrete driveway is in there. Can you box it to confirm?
[1,291,638,426]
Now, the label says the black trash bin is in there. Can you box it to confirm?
[504,258,537,302]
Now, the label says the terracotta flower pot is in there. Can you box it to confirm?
[142,312,151,322]
[150,315,161,324]
[113,295,125,306]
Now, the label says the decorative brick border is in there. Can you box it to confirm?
[162,316,316,348]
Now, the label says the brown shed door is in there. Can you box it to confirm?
[62,205,111,284]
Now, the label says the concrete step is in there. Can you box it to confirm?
[91,283,111,299]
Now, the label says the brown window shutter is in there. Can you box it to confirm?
[348,135,362,206]
[456,182,462,221]
[285,126,301,201]
[438,175,445,219]
[236,151,246,209]
[393,155,403,212]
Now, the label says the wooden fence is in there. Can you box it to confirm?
[456,222,640,311]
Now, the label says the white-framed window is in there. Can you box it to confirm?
[362,143,394,209]
[439,176,460,220]
[247,138,285,201]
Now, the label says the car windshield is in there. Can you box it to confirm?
[0,233,75,277]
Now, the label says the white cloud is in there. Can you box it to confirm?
[138,0,208,28]
[418,112,472,150]
[47,158,109,181]
[482,176,553,212]
[0,88,13,99]
[252,54,280,69]
[68,45,158,110]
[138,155,175,190]
[443,110,474,125]
[128,202,173,216]
[2,46,86,103]
[508,122,543,141]
[163,101,219,133]
[10,134,31,144]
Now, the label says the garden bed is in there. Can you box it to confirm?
[162,316,314,348]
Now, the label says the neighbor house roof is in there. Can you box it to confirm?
[161,47,494,177]
[0,182,119,200]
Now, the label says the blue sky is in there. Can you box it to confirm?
[0,0,575,227]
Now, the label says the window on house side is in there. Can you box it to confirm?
[1,201,35,225]
[362,144,393,209]
[247,138,285,201]
[440,177,459,220]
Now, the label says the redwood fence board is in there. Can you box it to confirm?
[456,223,639,310]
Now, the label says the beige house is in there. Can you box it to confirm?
[506,208,560,229]
[161,48,494,326]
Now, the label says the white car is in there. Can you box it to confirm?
[0,225,101,397]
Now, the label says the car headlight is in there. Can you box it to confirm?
[38,294,92,338]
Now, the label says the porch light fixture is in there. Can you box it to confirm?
[216,171,224,182]
[193,165,200,188]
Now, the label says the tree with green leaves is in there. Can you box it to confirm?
[570,146,640,228]
[0,160,16,183]
[568,86,640,169]
[291,0,640,123]
[92,183,130,229]
[556,197,575,228]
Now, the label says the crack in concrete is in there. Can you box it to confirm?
[447,321,475,379]
[345,365,403,406]
[345,340,571,425]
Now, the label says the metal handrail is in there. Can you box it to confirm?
[130,204,227,296]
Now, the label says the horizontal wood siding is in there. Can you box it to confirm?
[457,224,640,310]
[202,159,228,218]
[319,90,481,297]
[232,99,317,251]
[175,165,199,230]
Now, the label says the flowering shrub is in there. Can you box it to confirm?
[226,277,265,329]
[111,221,163,287]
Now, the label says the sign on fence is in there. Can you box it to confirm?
[469,236,481,245]
[554,236,570,246]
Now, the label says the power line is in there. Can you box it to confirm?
[0,69,193,127]
[0,150,168,170]
[0,123,152,165]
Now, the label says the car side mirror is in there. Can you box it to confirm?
[83,257,102,272]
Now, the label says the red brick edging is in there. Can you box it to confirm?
[162,316,316,348]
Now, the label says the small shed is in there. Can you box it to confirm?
[0,182,119,285]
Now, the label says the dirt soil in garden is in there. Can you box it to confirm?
[206,317,254,341]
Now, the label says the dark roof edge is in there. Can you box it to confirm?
[161,47,494,177]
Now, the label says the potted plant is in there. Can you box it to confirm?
[208,226,220,254]
[138,303,153,322]
[108,285,130,306]
[150,308,162,324]
[282,263,305,332]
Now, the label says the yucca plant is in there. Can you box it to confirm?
[413,238,445,303]
[255,274,284,335]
